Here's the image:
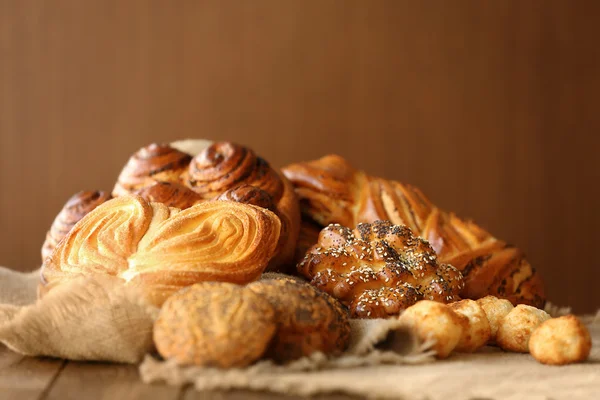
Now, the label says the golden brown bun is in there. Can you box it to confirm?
[112,141,300,272]
[184,142,283,200]
[299,220,464,318]
[529,315,592,365]
[283,155,545,308]
[476,295,514,342]
[398,300,466,359]
[113,143,192,196]
[496,304,550,353]
[40,196,281,306]
[448,299,491,352]
[154,282,276,368]
[41,190,112,262]
[247,278,350,363]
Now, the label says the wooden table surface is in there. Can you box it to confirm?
[0,345,359,400]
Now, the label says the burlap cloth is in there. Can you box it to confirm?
[1,265,598,400]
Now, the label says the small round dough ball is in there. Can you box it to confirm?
[496,304,550,353]
[247,278,351,363]
[153,282,276,368]
[529,315,592,365]
[398,300,466,359]
[476,295,514,341]
[449,299,492,352]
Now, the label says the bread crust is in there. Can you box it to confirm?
[41,190,112,262]
[449,299,491,352]
[476,295,514,342]
[398,300,467,359]
[299,220,465,318]
[40,196,281,306]
[153,282,276,368]
[496,304,550,353]
[112,141,300,272]
[283,155,545,308]
[247,278,350,363]
[529,315,592,365]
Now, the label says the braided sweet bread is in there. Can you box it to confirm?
[298,220,464,318]
[283,155,545,308]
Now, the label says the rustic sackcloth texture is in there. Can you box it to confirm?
[0,266,160,363]
[0,266,433,366]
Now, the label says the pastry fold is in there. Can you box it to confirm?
[40,196,281,306]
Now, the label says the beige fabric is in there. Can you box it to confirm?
[0,266,159,363]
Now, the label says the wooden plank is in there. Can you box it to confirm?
[42,360,182,400]
[183,388,364,400]
[0,345,64,400]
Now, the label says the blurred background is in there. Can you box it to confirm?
[1,1,598,312]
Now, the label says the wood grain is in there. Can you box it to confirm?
[183,390,363,400]
[1,1,599,312]
[42,361,181,400]
[0,345,64,400]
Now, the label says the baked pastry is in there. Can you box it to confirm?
[134,182,203,209]
[298,220,464,318]
[40,196,281,306]
[283,154,545,308]
[449,299,491,352]
[113,141,300,271]
[398,300,466,359]
[247,278,350,363]
[112,143,193,196]
[217,184,276,211]
[529,315,592,365]
[476,295,515,342]
[41,190,112,262]
[154,282,276,368]
[496,304,551,353]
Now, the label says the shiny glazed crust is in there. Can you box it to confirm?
[282,154,545,308]
[298,220,464,318]
[40,196,281,306]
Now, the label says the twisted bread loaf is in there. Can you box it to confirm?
[41,190,112,261]
[113,141,300,271]
[40,196,281,306]
[299,220,464,318]
[283,155,545,308]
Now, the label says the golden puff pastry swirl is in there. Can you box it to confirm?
[283,155,545,308]
[41,190,112,262]
[298,220,464,318]
[112,141,300,272]
[40,196,281,306]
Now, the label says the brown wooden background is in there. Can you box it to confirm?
[1,1,599,312]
